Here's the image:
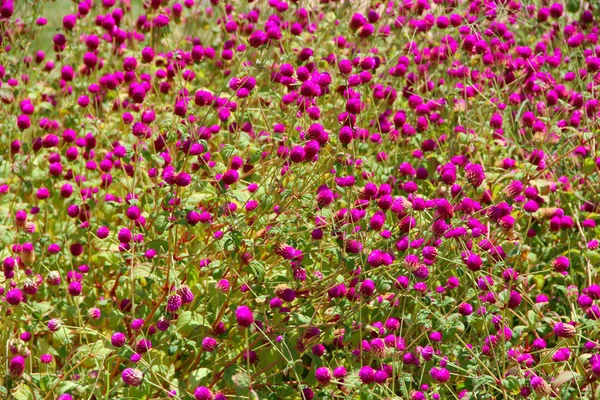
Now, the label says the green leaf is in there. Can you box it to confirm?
[53,327,73,346]
[567,0,580,12]
[232,371,251,395]
[147,239,169,252]
[224,366,241,387]
[290,313,311,325]
[31,301,54,320]
[177,311,193,331]
[57,381,80,394]
[132,264,152,279]
[583,158,596,175]
[248,260,265,281]
[79,340,112,359]
[473,374,496,390]
[221,144,236,158]
[551,371,581,391]
[185,193,214,207]
[501,376,521,394]
[587,251,600,266]
[154,214,169,235]
[12,384,34,400]
[176,311,211,334]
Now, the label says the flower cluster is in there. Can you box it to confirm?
[1,0,600,398]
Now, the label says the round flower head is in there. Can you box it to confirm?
[333,366,348,379]
[178,285,194,304]
[131,318,144,330]
[68,281,82,296]
[202,336,218,352]
[40,353,53,364]
[126,205,141,220]
[194,386,213,400]
[88,307,101,320]
[591,355,600,377]
[359,279,376,296]
[315,367,332,384]
[464,163,485,187]
[553,256,570,273]
[248,30,267,48]
[530,375,551,396]
[153,14,169,27]
[552,347,572,362]
[111,332,127,347]
[553,322,576,338]
[9,355,25,377]
[46,271,61,285]
[122,368,143,386]
[136,339,152,353]
[6,288,23,305]
[236,305,254,327]
[167,294,182,312]
[430,367,450,383]
[358,365,375,384]
[221,169,239,185]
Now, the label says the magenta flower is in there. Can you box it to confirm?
[9,355,25,377]
[122,368,143,386]
[194,386,213,400]
[236,305,254,327]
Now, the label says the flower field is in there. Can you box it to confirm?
[1,0,600,398]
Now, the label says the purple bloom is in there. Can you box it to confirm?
[194,386,213,400]
[111,332,127,347]
[9,355,25,377]
[358,366,375,384]
[315,367,332,384]
[122,368,143,386]
[236,305,254,327]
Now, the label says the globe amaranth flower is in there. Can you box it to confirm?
[88,308,101,320]
[553,322,576,338]
[40,354,53,364]
[221,169,239,185]
[9,355,25,377]
[167,294,182,312]
[430,367,450,383]
[153,14,169,28]
[178,285,195,304]
[358,365,375,384]
[131,318,144,330]
[274,284,297,302]
[248,30,267,48]
[359,279,376,296]
[202,336,218,352]
[315,367,332,384]
[47,319,61,332]
[333,366,347,379]
[122,368,143,386]
[156,316,170,332]
[6,288,23,305]
[136,339,152,353]
[68,281,82,296]
[111,332,127,347]
[590,355,600,377]
[530,375,552,396]
[194,386,213,400]
[236,305,254,327]
[458,302,474,316]
[553,256,570,273]
[552,347,572,362]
